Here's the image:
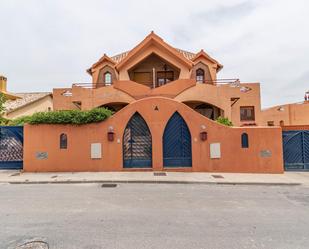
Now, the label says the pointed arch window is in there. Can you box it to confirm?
[104,72,112,86]
[241,133,249,148]
[196,68,205,83]
[60,133,67,149]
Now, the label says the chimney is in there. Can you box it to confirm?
[0,75,7,92]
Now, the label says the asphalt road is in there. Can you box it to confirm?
[0,183,309,249]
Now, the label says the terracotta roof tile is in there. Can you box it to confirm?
[4,92,51,113]
[110,48,196,64]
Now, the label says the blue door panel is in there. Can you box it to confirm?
[163,112,192,167]
[123,113,152,168]
[282,130,309,171]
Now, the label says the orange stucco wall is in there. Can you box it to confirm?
[24,97,283,173]
[53,80,263,127]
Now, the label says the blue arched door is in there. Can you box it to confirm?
[163,112,192,167]
[123,113,152,168]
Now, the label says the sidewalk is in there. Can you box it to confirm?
[1,170,309,186]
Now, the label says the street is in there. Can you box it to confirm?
[1,183,309,249]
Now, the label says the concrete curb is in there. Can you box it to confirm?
[4,180,302,186]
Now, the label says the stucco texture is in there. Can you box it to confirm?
[24,97,283,173]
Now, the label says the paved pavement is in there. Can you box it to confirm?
[1,183,309,249]
[1,170,309,186]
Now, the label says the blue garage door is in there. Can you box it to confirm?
[163,112,192,167]
[0,126,23,169]
[123,112,152,168]
[282,130,309,171]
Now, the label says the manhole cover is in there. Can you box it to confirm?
[101,183,117,188]
[154,172,166,176]
[16,241,48,249]
[212,174,224,179]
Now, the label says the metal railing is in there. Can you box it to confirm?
[72,83,105,89]
[72,79,241,89]
[204,79,240,85]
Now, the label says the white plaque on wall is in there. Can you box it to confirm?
[210,143,221,159]
[91,143,102,159]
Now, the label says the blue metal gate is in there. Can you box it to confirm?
[0,126,23,169]
[123,113,152,168]
[163,112,192,167]
[282,130,309,171]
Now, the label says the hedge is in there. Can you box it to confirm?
[7,108,113,126]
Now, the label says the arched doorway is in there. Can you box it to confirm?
[100,102,128,113]
[163,112,192,167]
[183,101,224,120]
[123,112,152,168]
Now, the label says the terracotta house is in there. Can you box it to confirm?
[24,32,286,173]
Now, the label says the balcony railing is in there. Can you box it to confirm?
[204,79,240,85]
[72,79,241,89]
[72,83,105,89]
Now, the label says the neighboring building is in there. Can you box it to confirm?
[0,75,53,119]
[261,100,309,127]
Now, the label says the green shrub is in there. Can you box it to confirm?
[8,116,32,126]
[8,108,113,126]
[216,116,233,127]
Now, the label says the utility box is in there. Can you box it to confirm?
[210,143,221,159]
[91,143,102,159]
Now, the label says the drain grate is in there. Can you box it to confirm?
[212,174,224,179]
[154,172,167,176]
[101,183,117,188]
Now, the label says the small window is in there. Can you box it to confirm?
[240,106,255,121]
[196,68,205,83]
[267,121,274,126]
[279,120,284,126]
[104,72,112,85]
[241,133,249,148]
[60,133,67,149]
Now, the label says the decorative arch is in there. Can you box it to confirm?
[196,68,205,83]
[100,102,129,113]
[97,65,116,84]
[123,112,152,168]
[104,72,112,85]
[191,61,212,83]
[163,112,192,167]
[183,101,224,120]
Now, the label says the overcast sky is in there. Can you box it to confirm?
[0,0,308,108]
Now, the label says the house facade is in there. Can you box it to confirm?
[23,32,286,173]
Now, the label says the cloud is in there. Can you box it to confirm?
[0,0,308,107]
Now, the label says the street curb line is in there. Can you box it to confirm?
[4,180,302,186]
